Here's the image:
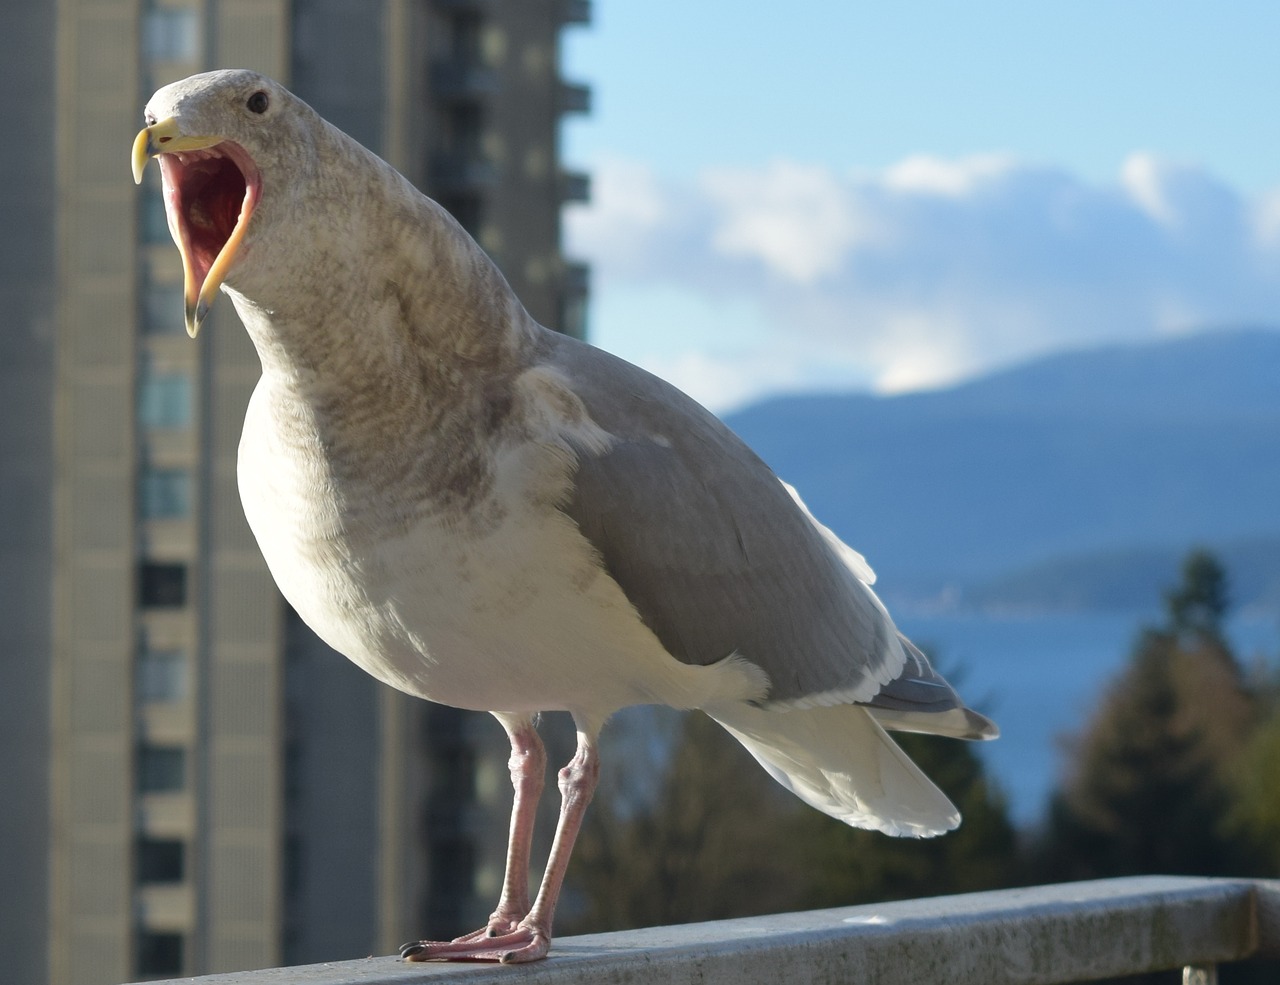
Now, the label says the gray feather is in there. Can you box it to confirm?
[548,333,905,708]
[865,635,999,739]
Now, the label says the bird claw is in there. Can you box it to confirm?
[399,925,550,964]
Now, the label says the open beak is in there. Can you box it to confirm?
[132,118,260,337]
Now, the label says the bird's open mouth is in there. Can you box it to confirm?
[133,124,260,336]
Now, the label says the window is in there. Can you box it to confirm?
[137,646,187,702]
[136,930,184,978]
[144,282,186,335]
[138,745,186,794]
[449,11,484,62]
[138,370,192,429]
[284,832,303,897]
[141,7,199,62]
[448,102,485,154]
[139,467,191,519]
[430,837,476,897]
[138,562,187,608]
[137,837,185,884]
[558,292,587,341]
[140,187,171,244]
[439,194,482,235]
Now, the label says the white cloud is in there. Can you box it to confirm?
[564,154,676,273]
[581,283,871,413]
[864,310,976,394]
[883,153,1015,198]
[565,153,1280,412]
[638,350,799,414]
[699,161,871,284]
[1120,153,1179,226]
[1252,187,1280,247]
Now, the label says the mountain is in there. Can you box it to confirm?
[723,328,1280,612]
[965,538,1280,614]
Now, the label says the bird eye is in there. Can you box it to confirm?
[246,90,269,114]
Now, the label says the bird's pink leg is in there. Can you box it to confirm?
[462,717,545,939]
[400,723,600,964]
[496,728,600,962]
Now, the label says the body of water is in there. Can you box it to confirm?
[894,608,1280,828]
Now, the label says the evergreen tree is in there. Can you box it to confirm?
[1230,711,1280,874]
[1165,549,1229,641]
[1226,668,1280,876]
[1031,549,1256,882]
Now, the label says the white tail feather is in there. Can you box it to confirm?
[707,702,960,837]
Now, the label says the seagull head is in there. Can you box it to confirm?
[132,70,308,337]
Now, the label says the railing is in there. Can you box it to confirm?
[129,876,1279,985]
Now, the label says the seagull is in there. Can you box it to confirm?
[133,69,997,964]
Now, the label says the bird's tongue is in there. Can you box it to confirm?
[157,144,259,337]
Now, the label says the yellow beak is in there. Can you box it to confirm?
[131,117,223,185]
[133,116,257,332]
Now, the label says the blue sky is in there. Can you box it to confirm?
[560,2,1280,410]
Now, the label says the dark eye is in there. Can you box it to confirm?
[246,90,269,114]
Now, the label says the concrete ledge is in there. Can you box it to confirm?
[127,876,1280,985]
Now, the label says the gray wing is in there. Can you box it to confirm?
[546,332,906,708]
[869,635,999,739]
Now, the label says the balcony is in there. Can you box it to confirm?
[431,0,494,11]
[559,170,591,204]
[560,0,591,26]
[430,61,498,102]
[126,876,1278,984]
[562,261,590,298]
[430,153,498,196]
[559,81,592,115]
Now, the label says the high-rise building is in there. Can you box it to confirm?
[1,2,590,982]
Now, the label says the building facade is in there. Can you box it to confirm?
[2,2,589,982]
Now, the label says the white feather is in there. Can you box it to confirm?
[780,479,877,585]
[707,701,960,837]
